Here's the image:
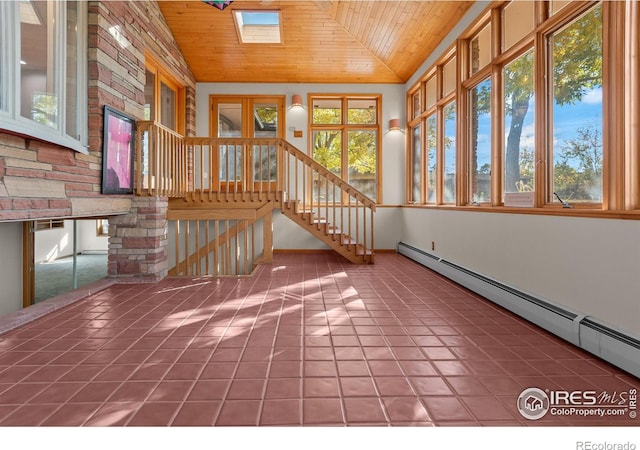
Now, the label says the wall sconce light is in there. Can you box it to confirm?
[291,94,303,108]
[389,118,401,132]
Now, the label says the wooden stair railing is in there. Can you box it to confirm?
[277,140,375,264]
[135,121,375,268]
[168,202,274,276]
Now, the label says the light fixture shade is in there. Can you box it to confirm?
[202,1,233,11]
[389,118,401,131]
[291,94,303,107]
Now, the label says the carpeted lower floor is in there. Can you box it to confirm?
[35,254,108,303]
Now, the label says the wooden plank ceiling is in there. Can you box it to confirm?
[157,0,474,83]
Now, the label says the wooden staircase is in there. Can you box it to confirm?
[135,121,375,275]
[281,200,373,264]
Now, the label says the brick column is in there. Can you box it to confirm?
[108,196,168,281]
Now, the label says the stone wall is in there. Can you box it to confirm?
[108,196,168,279]
[0,1,196,280]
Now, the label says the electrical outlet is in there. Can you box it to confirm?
[431,241,435,251]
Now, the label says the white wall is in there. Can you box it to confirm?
[0,222,23,316]
[402,205,640,338]
[77,220,109,253]
[196,82,405,250]
[35,221,75,263]
[34,219,108,263]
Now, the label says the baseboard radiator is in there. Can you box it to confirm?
[398,241,640,379]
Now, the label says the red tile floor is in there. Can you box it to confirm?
[0,253,637,426]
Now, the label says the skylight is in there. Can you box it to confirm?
[233,10,281,44]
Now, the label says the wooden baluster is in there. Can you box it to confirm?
[214,220,219,277]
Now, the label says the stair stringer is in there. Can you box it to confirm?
[279,203,373,264]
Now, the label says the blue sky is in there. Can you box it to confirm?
[473,86,602,169]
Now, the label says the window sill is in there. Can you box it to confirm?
[402,203,640,220]
[0,121,88,155]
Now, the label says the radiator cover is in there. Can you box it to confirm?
[398,241,640,379]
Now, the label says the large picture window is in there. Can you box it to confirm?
[549,5,603,204]
[310,95,381,202]
[0,1,87,153]
[503,50,535,196]
[406,0,629,217]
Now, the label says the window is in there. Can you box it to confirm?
[469,79,491,203]
[443,102,457,204]
[407,55,456,206]
[469,23,491,77]
[310,95,380,202]
[411,91,421,121]
[548,5,603,204]
[0,1,87,153]
[96,219,109,236]
[233,10,282,44]
[503,50,535,196]
[406,0,635,217]
[410,124,421,203]
[502,1,535,51]
[35,219,64,231]
[426,115,437,203]
[144,53,185,134]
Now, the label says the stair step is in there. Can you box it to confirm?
[313,218,328,224]
[357,248,374,256]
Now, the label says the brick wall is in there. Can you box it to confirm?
[0,1,197,280]
[91,1,196,279]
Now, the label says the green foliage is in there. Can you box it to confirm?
[255,107,277,124]
[347,107,376,125]
[313,107,341,125]
[348,131,376,174]
[313,131,342,174]
[312,107,377,176]
[501,4,602,195]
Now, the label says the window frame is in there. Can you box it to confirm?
[309,94,382,203]
[0,0,88,153]
[145,52,186,135]
[405,0,639,219]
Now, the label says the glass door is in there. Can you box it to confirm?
[250,100,281,192]
[212,98,245,192]
[210,96,284,194]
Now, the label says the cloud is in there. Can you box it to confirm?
[582,87,602,105]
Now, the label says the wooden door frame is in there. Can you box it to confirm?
[209,95,286,192]
[22,221,35,308]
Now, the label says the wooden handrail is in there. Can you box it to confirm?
[278,139,377,210]
[135,122,376,209]
[136,121,376,269]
